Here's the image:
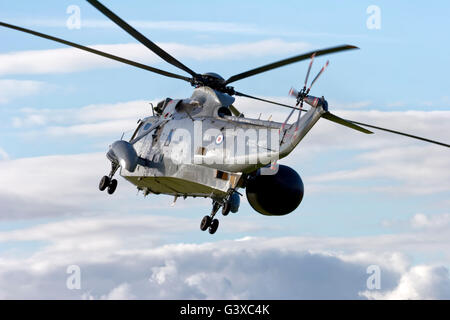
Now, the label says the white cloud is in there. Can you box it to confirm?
[0,169,449,300]
[16,19,364,39]
[0,151,214,221]
[0,40,311,76]
[0,227,449,299]
[12,99,151,139]
[18,19,263,35]
[410,213,450,230]
[308,145,450,195]
[362,265,450,299]
[0,147,9,160]
[327,100,372,109]
[0,79,47,104]
[0,152,108,209]
[100,283,136,300]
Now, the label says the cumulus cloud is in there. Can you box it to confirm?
[0,147,9,160]
[12,100,151,138]
[0,161,449,300]
[101,283,136,300]
[361,265,450,299]
[308,145,450,195]
[0,229,449,299]
[410,213,450,230]
[0,79,47,104]
[0,151,215,221]
[0,152,108,209]
[0,40,311,76]
[15,18,364,39]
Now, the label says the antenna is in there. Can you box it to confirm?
[150,102,155,116]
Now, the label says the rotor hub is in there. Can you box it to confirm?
[192,72,235,95]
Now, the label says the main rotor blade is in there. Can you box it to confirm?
[0,21,192,82]
[87,0,197,77]
[229,105,243,117]
[225,44,358,85]
[322,112,373,134]
[348,120,450,148]
[234,91,304,111]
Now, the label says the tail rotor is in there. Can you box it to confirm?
[289,53,329,111]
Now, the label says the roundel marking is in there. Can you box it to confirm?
[215,134,223,145]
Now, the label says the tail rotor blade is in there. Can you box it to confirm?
[308,60,329,92]
[304,53,316,90]
[289,87,299,97]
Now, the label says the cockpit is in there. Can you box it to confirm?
[154,98,172,116]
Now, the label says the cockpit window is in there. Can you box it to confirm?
[143,122,152,131]
[154,98,172,115]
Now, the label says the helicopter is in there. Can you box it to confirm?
[1,0,449,235]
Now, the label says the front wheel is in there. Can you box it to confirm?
[200,215,211,231]
[208,219,219,234]
[107,179,118,194]
[99,176,110,191]
[222,201,231,216]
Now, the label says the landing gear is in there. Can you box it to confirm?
[199,191,241,234]
[200,215,219,234]
[200,215,211,231]
[107,179,118,194]
[99,163,119,195]
[99,176,110,191]
[222,201,231,216]
[200,201,221,234]
[208,219,219,234]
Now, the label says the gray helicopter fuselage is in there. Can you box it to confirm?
[119,86,325,201]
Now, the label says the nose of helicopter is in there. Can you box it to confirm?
[106,140,138,172]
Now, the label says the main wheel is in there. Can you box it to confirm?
[200,215,211,231]
[208,219,219,234]
[99,176,110,191]
[222,201,231,216]
[107,179,118,194]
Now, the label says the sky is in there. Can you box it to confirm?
[0,0,449,299]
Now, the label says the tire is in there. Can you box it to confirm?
[208,219,219,234]
[222,201,231,216]
[99,176,110,191]
[200,215,211,231]
[107,179,118,194]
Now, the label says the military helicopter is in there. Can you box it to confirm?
[2,0,449,235]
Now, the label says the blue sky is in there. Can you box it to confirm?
[0,0,449,299]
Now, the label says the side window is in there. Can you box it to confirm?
[143,122,152,131]
[152,153,164,162]
[164,129,174,146]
